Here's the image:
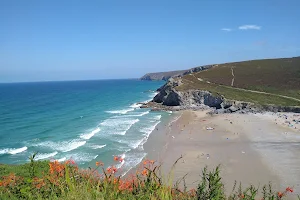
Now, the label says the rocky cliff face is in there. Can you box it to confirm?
[152,77,224,109]
[147,78,300,113]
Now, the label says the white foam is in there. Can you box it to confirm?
[57,157,66,162]
[106,108,134,115]
[153,115,162,121]
[137,121,161,150]
[101,118,140,135]
[34,140,86,152]
[35,152,58,160]
[0,149,7,155]
[129,139,143,149]
[121,152,147,177]
[90,144,106,149]
[61,140,86,152]
[63,152,98,163]
[125,111,150,117]
[0,146,28,155]
[10,146,28,154]
[130,103,142,108]
[149,92,159,98]
[140,121,160,136]
[169,114,181,125]
[142,92,159,104]
[117,120,160,150]
[117,138,143,150]
[80,127,100,140]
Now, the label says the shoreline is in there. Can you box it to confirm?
[142,110,300,197]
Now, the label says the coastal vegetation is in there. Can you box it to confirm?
[0,156,296,200]
[175,56,300,107]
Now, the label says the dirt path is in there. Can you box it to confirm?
[189,72,300,103]
[221,85,300,102]
[231,67,235,87]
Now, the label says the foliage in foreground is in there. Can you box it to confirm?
[0,155,297,200]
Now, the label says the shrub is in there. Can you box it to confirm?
[0,155,296,200]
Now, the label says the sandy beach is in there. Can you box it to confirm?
[143,110,300,197]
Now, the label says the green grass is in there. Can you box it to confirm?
[178,75,300,106]
[0,158,297,200]
[196,57,300,98]
[0,161,49,179]
[177,57,300,107]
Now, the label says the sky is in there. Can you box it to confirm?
[0,0,300,82]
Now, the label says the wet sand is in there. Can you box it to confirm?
[143,110,300,197]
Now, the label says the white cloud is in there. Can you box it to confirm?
[221,28,232,32]
[239,25,261,30]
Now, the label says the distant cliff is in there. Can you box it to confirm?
[142,56,300,113]
[140,65,213,81]
[140,70,186,81]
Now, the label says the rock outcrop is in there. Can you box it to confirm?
[145,78,300,113]
[150,77,224,110]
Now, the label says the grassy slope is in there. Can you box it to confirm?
[141,69,187,80]
[0,161,49,179]
[177,57,300,106]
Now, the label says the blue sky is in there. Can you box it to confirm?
[0,0,299,82]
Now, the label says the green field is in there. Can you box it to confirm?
[177,57,300,106]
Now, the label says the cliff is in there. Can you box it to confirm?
[140,65,213,81]
[144,77,300,113]
[143,56,300,113]
[140,70,186,81]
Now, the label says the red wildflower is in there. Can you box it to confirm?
[106,167,112,173]
[65,159,75,165]
[96,161,104,166]
[69,159,75,165]
[141,169,148,176]
[112,166,118,173]
[286,187,293,193]
[278,192,283,198]
[143,160,148,165]
[107,166,117,174]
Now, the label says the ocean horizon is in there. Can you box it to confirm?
[0,79,170,175]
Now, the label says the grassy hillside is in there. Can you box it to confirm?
[177,57,300,106]
[141,70,187,81]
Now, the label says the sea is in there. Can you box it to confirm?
[0,79,170,175]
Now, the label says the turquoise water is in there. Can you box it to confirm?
[0,79,168,174]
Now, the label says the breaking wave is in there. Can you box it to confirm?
[80,127,100,140]
[33,140,86,152]
[130,103,142,108]
[124,111,150,117]
[106,108,134,115]
[90,144,106,149]
[0,146,28,155]
[35,152,58,160]
[100,118,140,135]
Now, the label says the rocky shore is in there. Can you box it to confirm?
[141,77,300,113]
